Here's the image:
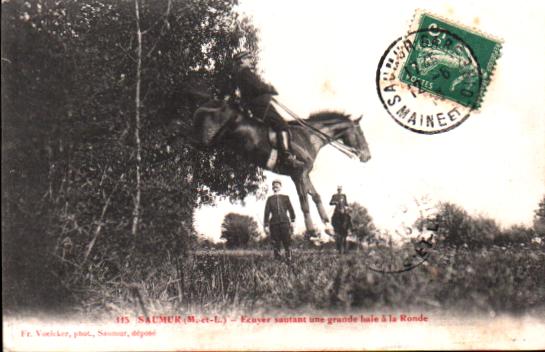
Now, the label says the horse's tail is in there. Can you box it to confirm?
[193,104,231,146]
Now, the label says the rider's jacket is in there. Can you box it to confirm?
[330,193,348,212]
[234,66,278,112]
[264,194,295,227]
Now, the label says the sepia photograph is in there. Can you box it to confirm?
[2,0,545,350]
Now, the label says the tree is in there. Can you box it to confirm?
[433,202,500,247]
[2,0,263,312]
[220,213,259,248]
[533,195,545,236]
[495,225,533,246]
[349,202,376,244]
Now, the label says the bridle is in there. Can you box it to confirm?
[272,98,363,160]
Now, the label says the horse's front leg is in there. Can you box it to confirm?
[304,173,329,224]
[293,176,315,235]
[335,232,342,253]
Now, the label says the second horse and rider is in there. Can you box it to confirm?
[329,185,353,254]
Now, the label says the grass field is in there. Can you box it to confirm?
[80,243,545,318]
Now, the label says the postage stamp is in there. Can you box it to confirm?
[377,10,502,134]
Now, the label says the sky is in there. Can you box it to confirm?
[194,0,545,242]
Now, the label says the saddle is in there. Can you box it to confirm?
[193,100,302,171]
[265,128,282,170]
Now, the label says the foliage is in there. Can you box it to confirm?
[433,202,471,245]
[2,0,263,313]
[494,225,534,246]
[433,202,499,247]
[349,202,376,243]
[421,201,540,248]
[220,213,259,248]
[76,246,545,317]
[534,195,545,235]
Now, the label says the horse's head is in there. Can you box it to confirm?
[306,111,371,163]
[340,115,371,163]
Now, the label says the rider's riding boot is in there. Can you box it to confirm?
[278,131,304,169]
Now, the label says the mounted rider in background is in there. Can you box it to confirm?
[330,185,348,212]
[330,185,352,253]
[232,51,302,169]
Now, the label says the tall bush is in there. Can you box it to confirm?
[220,213,260,248]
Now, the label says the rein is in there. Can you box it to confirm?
[272,98,361,160]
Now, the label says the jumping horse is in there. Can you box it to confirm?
[191,100,371,235]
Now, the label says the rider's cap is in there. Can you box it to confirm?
[233,51,252,62]
[272,179,282,186]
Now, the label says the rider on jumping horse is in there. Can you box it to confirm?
[232,51,303,169]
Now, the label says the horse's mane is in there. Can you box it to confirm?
[306,110,351,122]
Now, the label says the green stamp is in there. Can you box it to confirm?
[377,11,503,134]
[399,13,502,109]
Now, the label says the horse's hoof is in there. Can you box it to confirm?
[304,230,318,240]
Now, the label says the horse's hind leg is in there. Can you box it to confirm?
[304,174,329,224]
[293,176,316,235]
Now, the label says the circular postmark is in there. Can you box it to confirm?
[364,197,439,274]
[376,28,483,134]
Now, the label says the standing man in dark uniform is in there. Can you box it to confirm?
[232,51,302,169]
[264,179,296,260]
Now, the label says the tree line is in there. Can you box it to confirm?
[215,198,545,249]
[428,199,545,248]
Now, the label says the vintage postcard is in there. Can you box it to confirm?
[2,0,545,350]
